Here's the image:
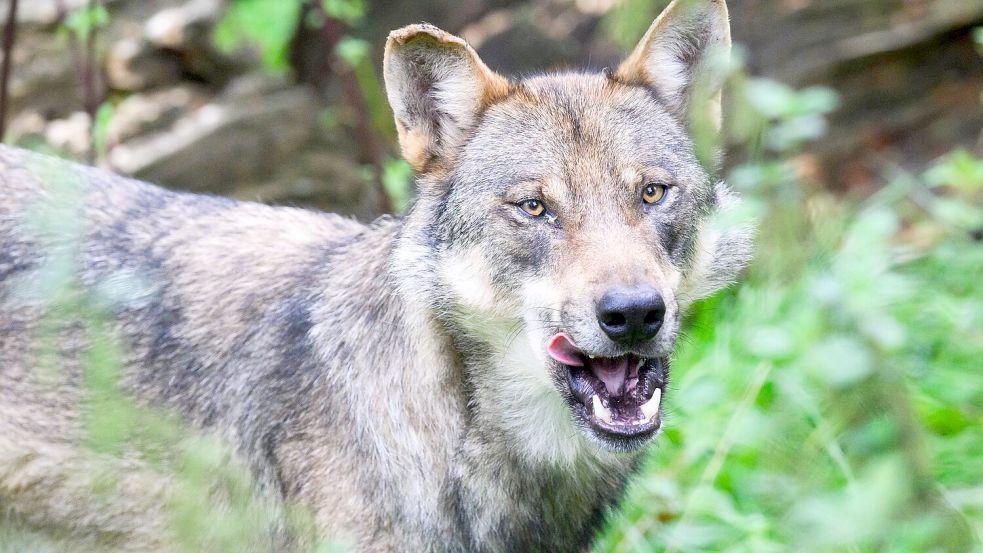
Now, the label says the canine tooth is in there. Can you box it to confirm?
[641,388,662,421]
[592,395,612,424]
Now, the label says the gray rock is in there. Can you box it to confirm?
[106,85,205,144]
[45,111,92,157]
[6,110,47,144]
[144,0,222,49]
[231,149,382,219]
[6,30,78,117]
[108,86,320,193]
[105,36,183,91]
[0,0,123,27]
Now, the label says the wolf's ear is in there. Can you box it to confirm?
[383,24,509,172]
[615,0,731,132]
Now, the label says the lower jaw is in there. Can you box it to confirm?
[590,414,662,438]
[584,413,662,450]
[586,388,663,439]
[592,419,661,443]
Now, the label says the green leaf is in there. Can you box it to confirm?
[92,101,115,162]
[214,0,304,73]
[64,5,110,41]
[924,149,983,191]
[382,158,413,213]
[322,0,366,25]
[746,325,793,360]
[335,36,371,67]
[803,336,874,388]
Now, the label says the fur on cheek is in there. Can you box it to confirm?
[439,246,527,323]
[678,185,754,308]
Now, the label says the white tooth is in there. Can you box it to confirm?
[592,395,612,424]
[641,388,662,421]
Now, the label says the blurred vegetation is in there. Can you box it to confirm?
[213,0,410,211]
[1,0,981,551]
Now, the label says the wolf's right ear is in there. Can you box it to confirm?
[383,24,509,173]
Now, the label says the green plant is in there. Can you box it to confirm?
[214,0,367,73]
[214,0,305,73]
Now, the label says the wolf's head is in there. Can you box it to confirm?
[385,0,752,460]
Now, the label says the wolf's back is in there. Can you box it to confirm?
[0,144,374,421]
[0,145,376,549]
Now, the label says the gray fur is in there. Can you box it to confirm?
[0,1,751,551]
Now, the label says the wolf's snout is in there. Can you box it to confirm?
[596,286,665,347]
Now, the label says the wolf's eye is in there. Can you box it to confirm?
[518,199,546,217]
[642,183,669,205]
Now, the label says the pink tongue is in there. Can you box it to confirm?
[591,357,630,395]
[546,333,584,367]
[547,334,632,395]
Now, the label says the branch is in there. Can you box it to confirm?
[0,0,19,140]
[54,0,105,163]
[295,4,394,214]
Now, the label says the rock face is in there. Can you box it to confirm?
[1,0,981,216]
[1,0,377,216]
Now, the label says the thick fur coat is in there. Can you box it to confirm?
[0,1,751,550]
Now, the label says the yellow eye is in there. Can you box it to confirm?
[642,183,669,205]
[519,199,546,217]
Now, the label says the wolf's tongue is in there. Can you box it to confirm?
[590,357,630,395]
[547,334,631,395]
[546,333,584,367]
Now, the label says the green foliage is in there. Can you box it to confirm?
[215,0,305,73]
[925,148,983,192]
[322,0,366,26]
[602,0,671,50]
[91,101,115,162]
[336,35,395,143]
[382,157,413,213]
[59,4,110,42]
[215,0,368,73]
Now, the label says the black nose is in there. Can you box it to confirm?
[596,286,665,346]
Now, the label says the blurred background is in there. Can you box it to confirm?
[3,0,981,214]
[0,0,981,551]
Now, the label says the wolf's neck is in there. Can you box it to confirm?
[429,323,641,550]
[346,218,639,549]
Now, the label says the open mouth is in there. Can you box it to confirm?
[547,333,666,443]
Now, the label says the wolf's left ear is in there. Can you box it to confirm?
[615,0,731,132]
[384,24,509,173]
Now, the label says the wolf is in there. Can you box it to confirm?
[0,0,751,550]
